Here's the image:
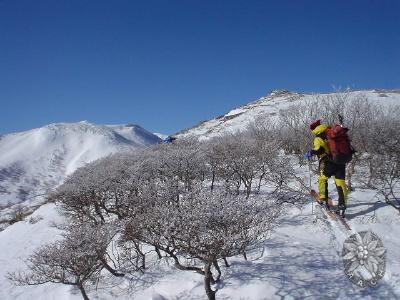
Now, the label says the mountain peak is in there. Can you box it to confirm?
[176,89,400,140]
[269,89,293,97]
[125,123,139,128]
[0,121,161,212]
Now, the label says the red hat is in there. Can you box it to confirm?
[309,120,321,130]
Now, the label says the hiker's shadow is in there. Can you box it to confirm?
[219,240,397,300]
[345,201,388,220]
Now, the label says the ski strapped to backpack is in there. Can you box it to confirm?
[325,115,355,164]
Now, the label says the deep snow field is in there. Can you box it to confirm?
[0,122,162,224]
[1,174,399,300]
[1,90,399,299]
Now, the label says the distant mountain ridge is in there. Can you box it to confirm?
[1,89,399,216]
[1,90,400,299]
[0,121,161,215]
[175,89,400,140]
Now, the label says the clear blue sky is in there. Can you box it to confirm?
[1,0,399,135]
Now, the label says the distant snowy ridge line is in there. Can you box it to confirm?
[1,89,400,299]
[6,110,400,299]
[175,89,400,139]
[0,121,162,226]
[8,135,285,300]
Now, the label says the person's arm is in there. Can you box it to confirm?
[311,137,326,156]
[311,147,325,156]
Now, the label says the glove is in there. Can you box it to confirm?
[304,151,312,159]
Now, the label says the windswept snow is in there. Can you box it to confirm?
[0,121,161,221]
[176,90,400,140]
[1,90,400,299]
[1,183,399,299]
[153,132,169,140]
[0,203,78,300]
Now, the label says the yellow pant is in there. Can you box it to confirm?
[318,175,348,205]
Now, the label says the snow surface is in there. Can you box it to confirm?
[1,90,400,299]
[1,180,399,299]
[0,121,161,222]
[176,90,400,140]
[153,133,170,140]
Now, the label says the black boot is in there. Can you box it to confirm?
[318,198,328,209]
[326,200,332,211]
[335,204,346,217]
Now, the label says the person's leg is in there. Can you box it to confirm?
[318,174,329,200]
[318,159,331,204]
[334,163,348,209]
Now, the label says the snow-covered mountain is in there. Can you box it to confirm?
[1,90,400,300]
[176,89,400,139]
[153,132,169,140]
[0,121,161,216]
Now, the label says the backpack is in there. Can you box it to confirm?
[325,124,354,164]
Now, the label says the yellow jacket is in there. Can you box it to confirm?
[312,124,330,158]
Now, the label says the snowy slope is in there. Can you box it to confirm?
[153,132,169,140]
[176,89,400,140]
[1,90,400,300]
[0,121,161,219]
[1,184,399,300]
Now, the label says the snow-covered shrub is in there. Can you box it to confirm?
[165,189,279,300]
[8,204,31,225]
[51,151,150,223]
[44,133,289,299]
[201,120,304,202]
[130,186,280,300]
[159,138,208,191]
[203,129,282,198]
[207,132,263,197]
[8,223,119,300]
[28,215,43,224]
[368,152,400,210]
[359,106,400,210]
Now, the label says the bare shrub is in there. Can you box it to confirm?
[132,186,280,300]
[8,223,118,300]
[359,105,400,210]
[9,204,25,224]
